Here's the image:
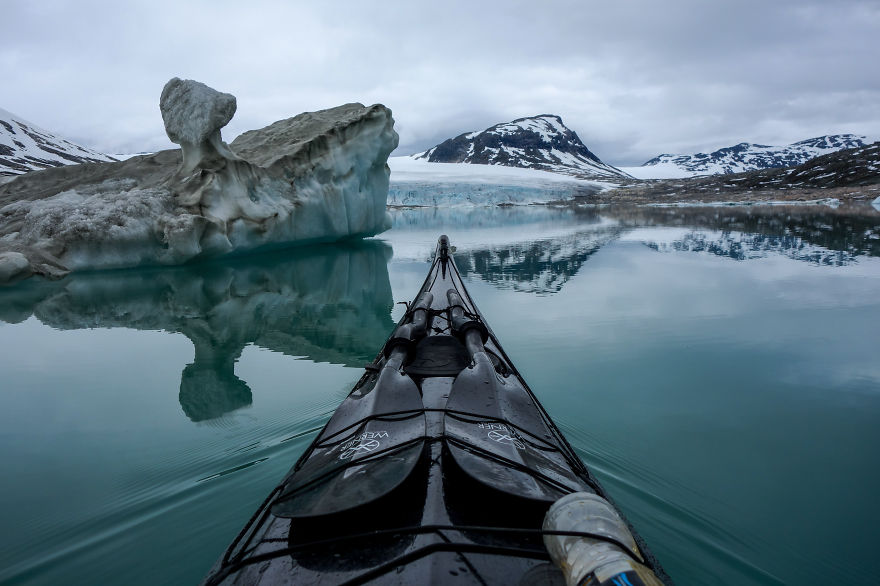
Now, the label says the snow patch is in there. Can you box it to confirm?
[617,164,695,180]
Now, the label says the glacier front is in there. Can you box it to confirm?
[0,78,398,285]
[387,156,612,206]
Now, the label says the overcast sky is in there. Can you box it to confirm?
[2,0,878,165]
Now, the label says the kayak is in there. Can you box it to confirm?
[203,235,671,585]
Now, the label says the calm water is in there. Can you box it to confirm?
[1,204,879,585]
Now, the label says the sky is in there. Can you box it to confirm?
[2,0,878,166]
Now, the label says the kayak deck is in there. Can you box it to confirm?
[204,236,668,585]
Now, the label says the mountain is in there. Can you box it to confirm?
[602,141,880,204]
[414,115,630,180]
[642,134,871,176]
[0,107,117,176]
[782,141,880,188]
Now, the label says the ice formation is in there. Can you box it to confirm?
[0,79,398,285]
[387,156,610,206]
[159,78,240,175]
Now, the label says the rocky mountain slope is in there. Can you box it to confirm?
[642,134,871,176]
[603,141,880,205]
[0,107,117,176]
[415,115,630,180]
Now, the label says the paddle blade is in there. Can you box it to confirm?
[272,415,425,518]
[272,365,427,519]
[445,354,590,502]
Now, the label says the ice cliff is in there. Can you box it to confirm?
[387,156,609,206]
[0,78,398,285]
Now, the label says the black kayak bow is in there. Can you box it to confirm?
[203,235,671,586]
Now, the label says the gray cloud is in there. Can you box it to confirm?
[2,0,877,165]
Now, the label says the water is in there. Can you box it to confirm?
[1,204,879,585]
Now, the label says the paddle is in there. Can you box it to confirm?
[443,288,590,502]
[271,294,434,519]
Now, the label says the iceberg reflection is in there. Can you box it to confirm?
[0,241,395,421]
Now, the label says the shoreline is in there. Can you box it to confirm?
[590,182,880,207]
[388,184,880,215]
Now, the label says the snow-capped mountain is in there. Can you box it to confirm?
[641,134,871,177]
[0,107,117,176]
[414,115,630,180]
[783,141,880,187]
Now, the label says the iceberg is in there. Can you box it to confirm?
[0,78,398,285]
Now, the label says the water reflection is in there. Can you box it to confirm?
[0,241,395,421]
[455,226,622,294]
[605,205,880,265]
[388,206,621,294]
[386,205,880,296]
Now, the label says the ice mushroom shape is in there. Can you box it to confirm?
[0,79,398,284]
[159,77,240,175]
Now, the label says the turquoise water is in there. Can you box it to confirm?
[1,204,879,584]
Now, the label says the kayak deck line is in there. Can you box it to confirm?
[203,235,671,585]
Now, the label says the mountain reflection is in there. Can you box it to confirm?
[455,226,622,294]
[389,205,620,294]
[388,204,879,297]
[605,205,880,264]
[0,241,395,421]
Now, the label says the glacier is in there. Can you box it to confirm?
[387,156,612,206]
[0,79,398,285]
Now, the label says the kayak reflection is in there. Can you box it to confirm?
[0,240,395,421]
